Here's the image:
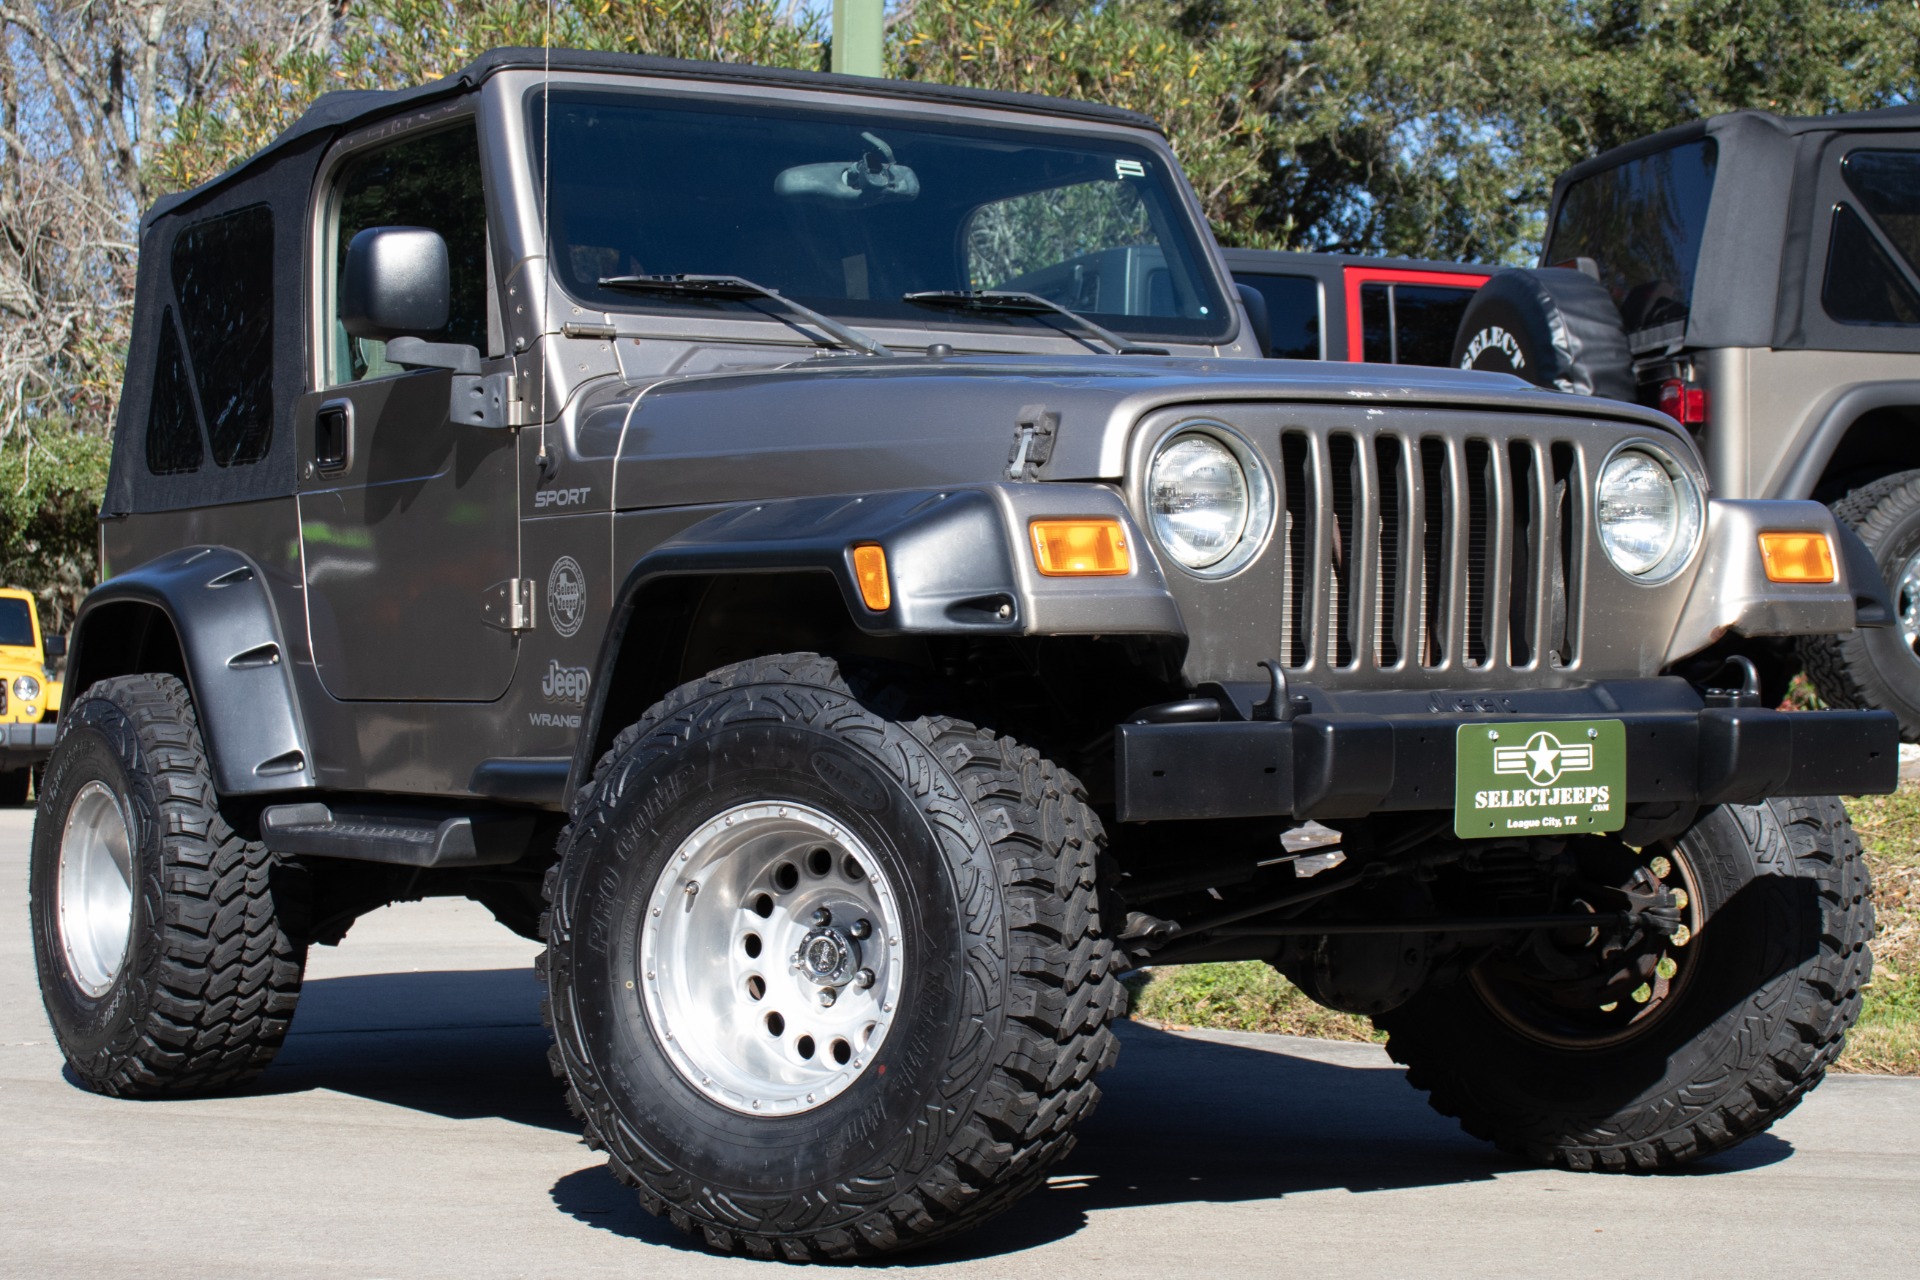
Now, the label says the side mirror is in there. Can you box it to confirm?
[42,634,65,659]
[341,226,450,340]
[1234,282,1273,358]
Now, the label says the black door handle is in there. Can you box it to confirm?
[315,400,353,475]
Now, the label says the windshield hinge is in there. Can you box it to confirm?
[1008,406,1059,481]
[482,579,536,632]
[452,371,535,430]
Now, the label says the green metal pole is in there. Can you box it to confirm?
[831,0,885,77]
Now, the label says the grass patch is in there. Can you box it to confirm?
[1838,784,1920,1074]
[1126,961,1382,1043]
[1126,783,1920,1075]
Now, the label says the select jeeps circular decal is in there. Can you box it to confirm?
[547,556,586,638]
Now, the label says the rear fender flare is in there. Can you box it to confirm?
[67,546,314,796]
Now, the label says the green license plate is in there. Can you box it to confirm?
[1454,719,1626,840]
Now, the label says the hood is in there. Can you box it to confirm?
[594,353,1690,512]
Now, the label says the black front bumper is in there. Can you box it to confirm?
[0,722,56,773]
[1115,677,1898,823]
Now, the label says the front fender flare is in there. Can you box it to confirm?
[67,546,315,796]
[568,484,1185,804]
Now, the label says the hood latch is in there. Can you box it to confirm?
[1008,406,1059,481]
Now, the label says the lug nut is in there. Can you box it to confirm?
[850,919,872,939]
[854,968,875,989]
[818,988,837,1007]
[1648,855,1673,879]
[811,908,833,927]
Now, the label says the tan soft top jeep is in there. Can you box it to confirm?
[30,48,1899,1260]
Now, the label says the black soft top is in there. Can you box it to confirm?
[146,46,1162,228]
[1544,101,1920,354]
[108,49,1165,518]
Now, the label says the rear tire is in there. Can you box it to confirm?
[1379,796,1871,1170]
[1800,470,1920,740]
[29,674,306,1096]
[541,653,1124,1260]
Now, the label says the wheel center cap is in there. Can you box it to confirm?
[799,927,855,982]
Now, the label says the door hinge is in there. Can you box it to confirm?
[1008,405,1059,481]
[483,579,536,632]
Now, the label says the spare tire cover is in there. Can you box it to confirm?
[1450,268,1635,402]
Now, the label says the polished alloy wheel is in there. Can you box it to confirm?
[56,780,135,997]
[639,801,906,1115]
[1898,546,1920,663]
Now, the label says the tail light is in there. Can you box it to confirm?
[1658,378,1708,427]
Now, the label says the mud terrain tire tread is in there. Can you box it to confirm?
[1381,795,1871,1171]
[539,652,1124,1260]
[31,673,305,1097]
[1801,470,1920,739]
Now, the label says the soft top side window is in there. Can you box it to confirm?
[170,203,274,467]
[1823,150,1920,327]
[326,121,488,386]
[145,309,204,477]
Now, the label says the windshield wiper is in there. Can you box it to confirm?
[598,274,895,357]
[903,290,1169,356]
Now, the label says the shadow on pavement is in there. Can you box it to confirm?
[259,967,1795,1262]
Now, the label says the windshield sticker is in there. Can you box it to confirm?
[1114,159,1146,179]
[547,556,586,638]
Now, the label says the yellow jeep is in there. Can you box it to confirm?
[0,587,61,803]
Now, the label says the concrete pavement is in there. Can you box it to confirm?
[4,805,1918,1277]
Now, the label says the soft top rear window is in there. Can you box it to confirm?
[1545,139,1717,336]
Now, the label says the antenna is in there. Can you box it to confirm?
[537,0,553,473]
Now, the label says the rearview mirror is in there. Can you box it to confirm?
[42,634,65,659]
[775,131,919,206]
[341,226,450,340]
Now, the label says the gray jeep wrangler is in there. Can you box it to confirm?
[28,49,1900,1260]
[1452,104,1920,732]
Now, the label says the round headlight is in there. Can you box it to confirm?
[12,674,39,703]
[1148,430,1269,574]
[1596,446,1701,579]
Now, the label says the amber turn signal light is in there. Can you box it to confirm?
[1030,519,1131,576]
[1758,531,1836,583]
[851,544,891,610]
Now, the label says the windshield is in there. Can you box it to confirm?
[0,599,33,648]
[1545,139,1717,336]
[531,88,1233,344]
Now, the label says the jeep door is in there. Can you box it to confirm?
[295,116,520,701]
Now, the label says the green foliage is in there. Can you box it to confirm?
[0,429,112,630]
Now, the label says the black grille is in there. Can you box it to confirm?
[1273,429,1580,673]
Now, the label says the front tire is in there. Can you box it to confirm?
[29,674,306,1096]
[1801,470,1920,740]
[541,653,1124,1260]
[1379,796,1872,1170]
